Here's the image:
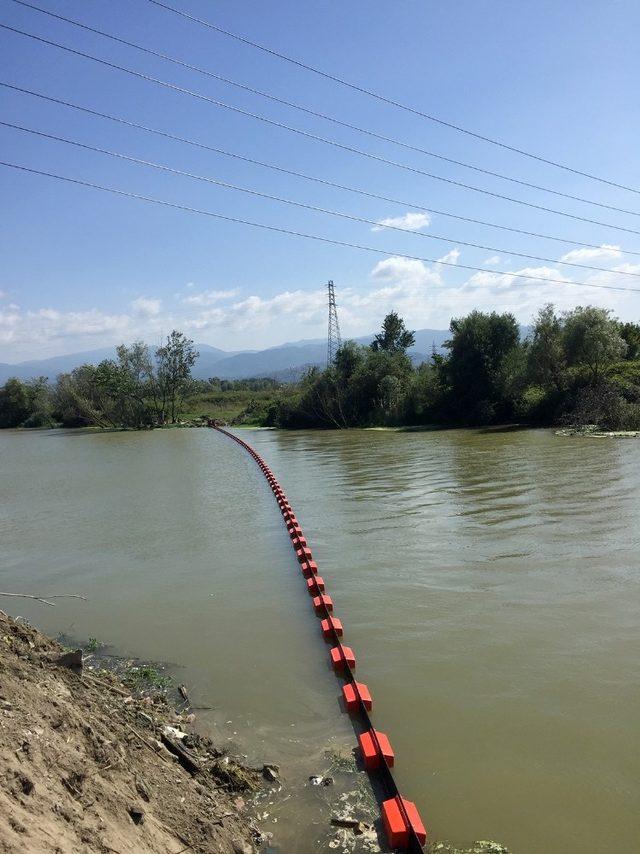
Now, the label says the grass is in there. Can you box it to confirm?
[181,389,268,424]
[123,664,172,692]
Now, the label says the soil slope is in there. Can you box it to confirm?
[0,610,258,854]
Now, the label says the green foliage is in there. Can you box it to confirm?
[263,306,640,431]
[370,311,416,353]
[0,329,200,430]
[562,306,627,381]
[0,376,55,428]
[528,304,566,391]
[2,310,638,433]
[123,664,171,691]
[619,321,640,360]
[442,310,521,424]
[0,378,31,427]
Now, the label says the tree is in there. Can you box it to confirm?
[563,306,627,382]
[619,321,640,360]
[0,378,30,427]
[371,312,415,353]
[155,331,199,423]
[443,311,521,423]
[528,304,566,391]
[54,365,115,428]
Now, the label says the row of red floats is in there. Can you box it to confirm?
[211,425,427,851]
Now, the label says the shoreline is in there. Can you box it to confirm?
[0,609,265,853]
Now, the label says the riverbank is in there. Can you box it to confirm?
[0,609,262,853]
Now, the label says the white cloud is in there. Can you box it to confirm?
[182,288,239,306]
[371,212,431,232]
[559,244,622,263]
[483,255,501,266]
[3,254,640,362]
[437,248,461,266]
[131,297,161,317]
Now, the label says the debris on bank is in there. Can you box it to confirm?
[0,610,262,853]
[556,424,640,437]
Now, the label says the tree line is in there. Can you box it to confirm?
[1,307,639,432]
[0,331,199,429]
[265,306,640,431]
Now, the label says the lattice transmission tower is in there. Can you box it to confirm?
[326,279,342,366]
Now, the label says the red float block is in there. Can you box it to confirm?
[291,535,307,549]
[306,575,325,593]
[301,560,318,577]
[313,594,333,614]
[342,681,372,711]
[330,645,355,671]
[320,617,343,639]
[382,797,427,849]
[296,546,313,563]
[358,729,394,770]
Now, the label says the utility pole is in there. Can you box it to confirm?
[327,279,342,366]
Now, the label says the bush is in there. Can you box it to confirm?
[559,382,638,430]
[21,412,56,429]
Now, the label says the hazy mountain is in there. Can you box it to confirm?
[0,328,451,384]
[0,344,229,384]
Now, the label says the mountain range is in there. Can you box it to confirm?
[0,328,451,384]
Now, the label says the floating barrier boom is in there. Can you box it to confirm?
[211,423,426,851]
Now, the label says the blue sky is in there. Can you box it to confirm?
[2,0,640,360]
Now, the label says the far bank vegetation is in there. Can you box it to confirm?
[1,306,639,432]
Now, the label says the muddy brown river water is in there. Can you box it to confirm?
[1,426,638,853]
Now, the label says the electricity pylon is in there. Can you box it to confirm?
[327,279,342,366]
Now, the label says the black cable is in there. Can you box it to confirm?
[4,118,638,281]
[2,158,639,294]
[8,0,638,217]
[143,0,640,196]
[4,81,639,258]
[3,22,640,237]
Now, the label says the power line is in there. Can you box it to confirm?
[5,81,640,259]
[144,0,640,196]
[2,158,639,294]
[4,118,639,281]
[7,0,638,218]
[3,22,640,238]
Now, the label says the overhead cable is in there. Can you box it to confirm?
[143,0,640,196]
[3,23,640,237]
[7,0,638,216]
[2,159,639,294]
[3,81,639,259]
[3,118,639,281]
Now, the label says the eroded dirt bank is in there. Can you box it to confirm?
[0,610,260,854]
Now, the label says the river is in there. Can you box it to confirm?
[1,426,638,853]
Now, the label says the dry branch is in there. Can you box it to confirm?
[0,592,87,608]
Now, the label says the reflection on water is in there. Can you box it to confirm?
[1,427,638,853]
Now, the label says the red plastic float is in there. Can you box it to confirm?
[313,594,333,614]
[301,560,318,577]
[211,424,426,852]
[358,729,394,770]
[342,681,372,711]
[321,617,343,639]
[330,645,356,670]
[382,797,427,848]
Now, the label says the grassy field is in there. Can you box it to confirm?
[181,388,278,425]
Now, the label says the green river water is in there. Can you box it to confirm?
[1,427,638,853]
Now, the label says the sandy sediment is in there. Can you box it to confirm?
[0,609,260,854]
